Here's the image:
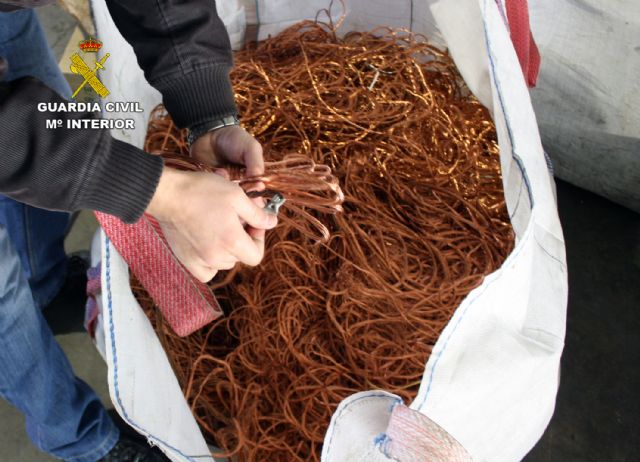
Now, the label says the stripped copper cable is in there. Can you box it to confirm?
[134,20,514,462]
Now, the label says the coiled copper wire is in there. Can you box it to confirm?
[166,155,344,244]
[134,20,514,462]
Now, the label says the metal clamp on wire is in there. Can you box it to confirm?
[265,193,285,215]
[247,190,286,216]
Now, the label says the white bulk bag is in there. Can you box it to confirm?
[91,0,568,460]
[529,0,640,213]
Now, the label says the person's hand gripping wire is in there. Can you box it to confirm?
[145,126,277,282]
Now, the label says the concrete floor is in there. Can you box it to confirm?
[1,4,639,461]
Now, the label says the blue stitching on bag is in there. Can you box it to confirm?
[493,0,508,27]
[324,392,397,459]
[533,234,566,268]
[483,15,534,208]
[415,223,531,410]
[509,180,524,220]
[416,0,544,409]
[105,235,203,462]
[482,2,566,273]
[374,432,392,457]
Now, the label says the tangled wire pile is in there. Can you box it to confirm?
[135,20,514,462]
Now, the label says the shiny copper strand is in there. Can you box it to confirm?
[146,108,344,243]
[136,21,514,462]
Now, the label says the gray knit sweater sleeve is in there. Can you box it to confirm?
[0,0,237,223]
[0,76,163,224]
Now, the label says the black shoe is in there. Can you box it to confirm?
[100,432,170,462]
[42,254,89,334]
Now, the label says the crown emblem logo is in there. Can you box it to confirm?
[79,37,103,53]
[69,36,110,98]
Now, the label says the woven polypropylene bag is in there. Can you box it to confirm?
[92,0,567,460]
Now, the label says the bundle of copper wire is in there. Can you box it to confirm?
[134,20,514,462]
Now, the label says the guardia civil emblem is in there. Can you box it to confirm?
[69,37,110,99]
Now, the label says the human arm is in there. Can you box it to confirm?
[0,75,276,281]
[0,75,162,223]
[104,0,237,135]
[104,0,266,177]
[105,0,275,273]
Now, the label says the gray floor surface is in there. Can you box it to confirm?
[524,181,640,461]
[1,4,639,461]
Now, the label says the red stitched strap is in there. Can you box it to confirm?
[95,212,222,337]
[505,0,540,87]
[381,404,472,462]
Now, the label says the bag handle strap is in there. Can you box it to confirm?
[95,211,222,337]
[504,0,541,87]
[377,404,473,461]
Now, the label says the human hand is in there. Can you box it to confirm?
[190,124,269,249]
[190,125,264,177]
[146,167,278,282]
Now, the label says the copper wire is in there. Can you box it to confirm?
[134,20,514,462]
[146,108,344,243]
